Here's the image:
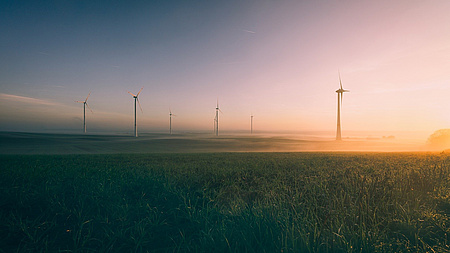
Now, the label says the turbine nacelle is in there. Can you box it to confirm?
[128,87,143,113]
[127,87,143,98]
[216,99,223,113]
[336,88,350,93]
[75,92,93,113]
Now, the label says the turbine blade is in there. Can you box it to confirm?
[128,91,136,97]
[86,103,93,113]
[137,87,143,96]
[341,92,343,106]
[339,73,343,90]
[219,109,223,114]
[75,101,84,103]
[137,97,143,113]
[85,92,91,102]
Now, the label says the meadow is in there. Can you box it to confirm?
[1,152,449,252]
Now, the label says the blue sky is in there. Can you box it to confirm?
[1,0,450,138]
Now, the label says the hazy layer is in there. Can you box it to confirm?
[0,132,435,155]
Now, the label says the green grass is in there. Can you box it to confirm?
[1,153,449,252]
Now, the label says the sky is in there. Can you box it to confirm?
[1,0,450,139]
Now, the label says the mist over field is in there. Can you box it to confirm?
[0,130,440,155]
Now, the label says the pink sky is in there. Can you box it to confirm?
[1,0,449,140]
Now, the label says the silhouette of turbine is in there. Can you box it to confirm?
[75,92,93,133]
[251,114,254,134]
[127,87,143,137]
[169,109,176,135]
[215,100,222,136]
[336,72,349,141]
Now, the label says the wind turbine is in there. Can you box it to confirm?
[75,92,93,133]
[215,100,222,136]
[336,72,349,141]
[251,114,254,134]
[127,87,143,137]
[169,109,176,135]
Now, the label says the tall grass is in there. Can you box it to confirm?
[0,153,449,252]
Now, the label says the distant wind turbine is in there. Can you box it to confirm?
[75,92,93,133]
[169,109,176,135]
[127,87,143,137]
[336,72,349,141]
[215,100,222,136]
[251,114,254,134]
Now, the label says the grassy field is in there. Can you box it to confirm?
[1,152,449,252]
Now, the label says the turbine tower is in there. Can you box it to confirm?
[336,73,349,140]
[251,114,253,134]
[215,100,222,136]
[169,109,176,135]
[127,87,143,137]
[75,92,92,133]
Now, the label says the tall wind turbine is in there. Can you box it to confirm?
[75,92,93,133]
[336,73,349,140]
[169,109,176,135]
[215,100,222,136]
[128,87,143,137]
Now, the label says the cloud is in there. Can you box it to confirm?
[241,29,256,34]
[0,93,59,106]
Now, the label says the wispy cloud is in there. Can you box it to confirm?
[241,29,256,34]
[0,93,59,106]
